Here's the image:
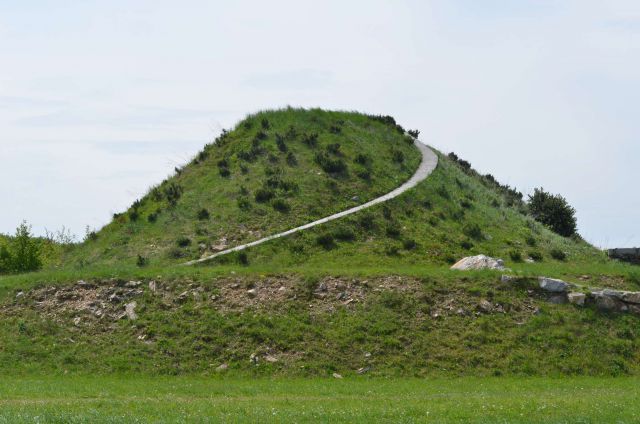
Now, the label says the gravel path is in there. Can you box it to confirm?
[184,139,438,266]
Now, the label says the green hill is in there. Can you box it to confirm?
[1,108,639,379]
[70,108,421,267]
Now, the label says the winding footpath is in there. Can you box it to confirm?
[184,139,438,266]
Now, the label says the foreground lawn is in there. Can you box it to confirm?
[0,377,638,423]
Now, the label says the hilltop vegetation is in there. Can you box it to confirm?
[68,108,421,268]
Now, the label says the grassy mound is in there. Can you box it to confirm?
[70,108,421,267]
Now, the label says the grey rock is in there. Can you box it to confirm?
[125,302,138,320]
[247,288,257,298]
[548,294,568,304]
[216,363,228,372]
[501,275,515,283]
[477,299,493,313]
[15,291,24,299]
[264,354,278,363]
[357,366,371,374]
[567,292,586,306]
[332,373,343,379]
[148,281,157,292]
[451,255,506,271]
[538,277,570,293]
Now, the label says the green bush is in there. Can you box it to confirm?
[550,248,567,261]
[403,239,417,250]
[197,208,210,220]
[316,234,336,250]
[176,237,191,247]
[272,199,291,213]
[509,250,523,262]
[463,223,483,240]
[528,188,577,237]
[136,255,148,267]
[334,226,356,242]
[529,251,543,262]
[237,251,249,266]
[255,188,275,203]
[7,222,42,273]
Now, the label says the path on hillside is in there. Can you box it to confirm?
[184,139,438,266]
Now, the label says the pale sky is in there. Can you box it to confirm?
[1,1,638,248]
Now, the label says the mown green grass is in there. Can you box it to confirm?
[0,376,638,423]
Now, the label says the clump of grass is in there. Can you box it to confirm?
[528,251,543,262]
[272,199,290,213]
[509,250,523,262]
[197,208,210,220]
[316,234,336,250]
[176,237,191,248]
[136,255,148,267]
[550,248,567,261]
[255,188,275,203]
[463,223,483,240]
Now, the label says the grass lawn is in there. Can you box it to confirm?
[0,376,638,423]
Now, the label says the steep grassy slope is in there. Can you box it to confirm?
[70,108,420,267]
[205,149,611,278]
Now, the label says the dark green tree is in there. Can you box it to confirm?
[10,221,42,272]
[528,188,577,237]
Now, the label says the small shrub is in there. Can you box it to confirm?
[9,222,42,273]
[329,125,341,134]
[334,226,356,242]
[197,208,210,220]
[403,238,417,250]
[354,153,371,166]
[255,188,275,203]
[526,236,537,247]
[136,255,148,267]
[391,149,404,164]
[255,130,268,141]
[326,143,341,155]
[237,251,249,265]
[164,183,183,207]
[298,276,319,300]
[316,234,336,250]
[147,212,158,223]
[286,152,298,166]
[460,240,474,250]
[385,245,400,256]
[528,251,543,262]
[237,197,251,210]
[168,247,186,259]
[356,169,371,181]
[302,132,318,147]
[436,185,450,199]
[382,206,393,220]
[463,223,483,240]
[315,152,348,175]
[129,208,140,222]
[385,223,401,238]
[275,133,287,152]
[550,248,567,261]
[460,199,473,209]
[509,250,523,262]
[528,187,577,237]
[261,118,270,130]
[408,129,420,138]
[218,166,231,177]
[272,199,291,213]
[176,237,191,247]
[359,214,376,231]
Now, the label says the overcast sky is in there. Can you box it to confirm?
[1,1,638,248]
